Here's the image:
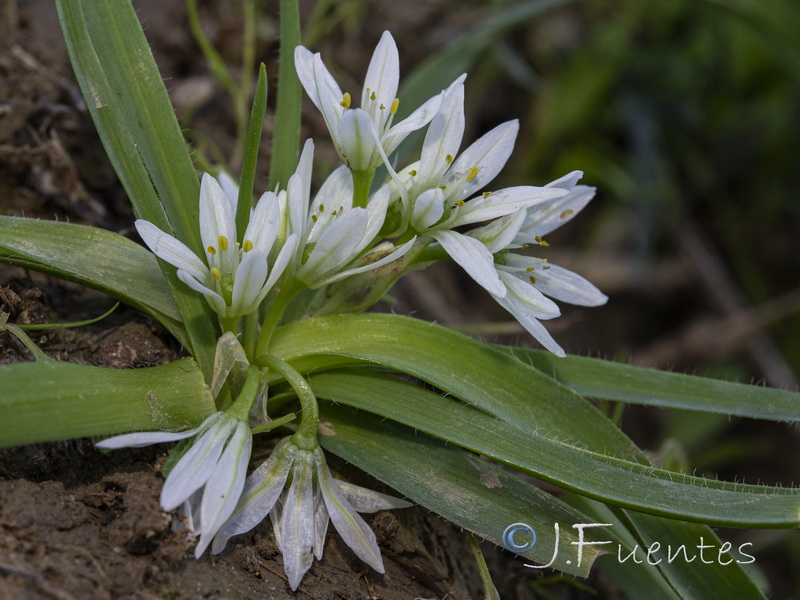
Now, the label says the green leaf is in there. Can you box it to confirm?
[270,313,639,458]
[0,358,213,448]
[55,0,219,378]
[307,369,800,528]
[502,347,800,422]
[0,216,186,345]
[316,403,609,577]
[268,0,302,191]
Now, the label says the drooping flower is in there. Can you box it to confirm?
[135,173,297,318]
[277,140,415,289]
[96,411,252,557]
[295,31,446,172]
[212,437,411,591]
[465,172,608,356]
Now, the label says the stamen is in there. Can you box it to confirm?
[409,170,417,176]
[543,265,551,270]
[207,245,217,255]
[445,154,453,165]
[535,235,549,247]
[311,214,318,223]
[453,200,465,207]
[211,268,222,281]
[379,103,385,110]
[218,236,229,251]
[529,275,537,284]
[340,93,351,108]
[526,267,535,272]
[243,240,253,252]
[319,204,325,212]
[370,91,377,101]
[560,209,574,219]
[467,167,479,182]
[390,98,399,114]
[482,191,492,198]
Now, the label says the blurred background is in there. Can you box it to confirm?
[2,0,799,597]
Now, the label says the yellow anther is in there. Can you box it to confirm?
[311,214,318,223]
[409,170,417,176]
[542,265,551,270]
[370,91,377,101]
[243,240,254,252]
[535,235,549,247]
[319,204,325,212]
[438,185,447,189]
[529,275,537,284]
[379,103,385,110]
[207,245,217,255]
[211,268,222,281]
[482,191,492,198]
[340,93,352,108]
[454,200,465,207]
[218,236,229,251]
[390,98,399,114]
[467,167,479,181]
[526,267,535,272]
[445,154,453,165]
[560,209,574,219]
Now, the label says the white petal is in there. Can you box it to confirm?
[467,210,526,254]
[417,77,466,188]
[494,271,565,357]
[337,109,380,171]
[160,415,237,512]
[431,230,505,297]
[135,220,208,282]
[229,248,269,316]
[177,269,227,316]
[359,185,390,247]
[335,480,413,513]
[314,237,416,287]
[200,173,238,274]
[445,120,518,202]
[211,439,296,554]
[294,46,322,108]
[446,186,565,228]
[518,185,596,241]
[282,456,316,591]
[381,91,443,155]
[411,188,445,230]
[496,270,560,318]
[298,209,368,285]
[244,192,280,255]
[95,412,217,449]
[307,167,353,244]
[256,233,298,305]
[545,170,583,190]
[311,55,346,148]
[525,263,608,307]
[362,31,399,118]
[195,421,252,558]
[217,171,241,209]
[316,452,384,573]
[312,487,329,561]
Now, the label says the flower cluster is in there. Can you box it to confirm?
[103,29,607,592]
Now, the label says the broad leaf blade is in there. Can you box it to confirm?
[0,216,185,345]
[307,369,800,527]
[503,347,800,422]
[317,403,608,577]
[0,358,213,448]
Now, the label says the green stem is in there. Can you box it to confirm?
[221,316,239,336]
[0,320,52,362]
[255,279,303,356]
[467,532,500,600]
[242,311,259,360]
[228,365,261,420]
[351,168,375,208]
[255,355,318,450]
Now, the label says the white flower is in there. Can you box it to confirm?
[96,412,252,557]
[135,173,297,318]
[211,438,411,591]
[278,140,415,289]
[295,31,445,172]
[464,173,608,356]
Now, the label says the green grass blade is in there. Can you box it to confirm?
[268,0,302,191]
[270,313,639,458]
[236,64,269,237]
[502,347,800,422]
[0,358,213,448]
[307,369,800,528]
[316,403,609,577]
